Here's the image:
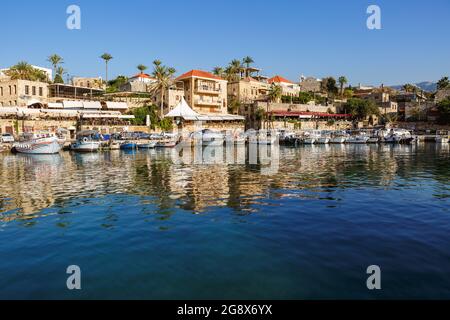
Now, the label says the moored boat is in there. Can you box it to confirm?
[71,130,102,152]
[120,141,138,150]
[346,133,370,144]
[155,133,178,148]
[137,141,157,149]
[12,132,64,155]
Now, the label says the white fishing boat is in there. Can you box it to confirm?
[383,129,414,144]
[155,133,178,148]
[302,130,322,144]
[316,131,331,144]
[436,136,449,144]
[330,131,348,144]
[108,141,121,150]
[346,133,370,144]
[13,132,64,154]
[137,141,157,149]
[71,130,102,152]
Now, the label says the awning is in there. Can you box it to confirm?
[83,101,102,109]
[48,102,64,109]
[63,100,84,109]
[105,102,128,110]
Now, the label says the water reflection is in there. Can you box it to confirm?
[0,144,449,222]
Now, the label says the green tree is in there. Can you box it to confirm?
[242,56,254,77]
[212,67,224,77]
[268,84,282,103]
[137,64,148,74]
[47,54,64,82]
[54,66,66,84]
[298,92,314,104]
[149,59,176,118]
[321,77,338,98]
[228,98,241,114]
[100,53,113,83]
[437,77,450,90]
[344,98,380,120]
[343,88,354,99]
[437,98,450,124]
[5,62,48,82]
[338,76,348,97]
[402,83,415,93]
[106,75,128,93]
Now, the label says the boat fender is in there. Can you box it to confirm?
[83,137,88,143]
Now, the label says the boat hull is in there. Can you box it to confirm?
[120,143,138,150]
[13,139,62,154]
[330,137,346,144]
[303,138,316,144]
[71,141,101,152]
[316,138,330,144]
[137,142,157,149]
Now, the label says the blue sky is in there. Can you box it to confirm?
[1,0,449,86]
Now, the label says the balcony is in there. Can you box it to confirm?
[195,99,223,107]
[195,84,220,95]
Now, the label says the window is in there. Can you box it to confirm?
[25,86,29,95]
[0,87,3,96]
[39,87,43,96]
[32,86,36,95]
[14,85,17,94]
[9,86,12,95]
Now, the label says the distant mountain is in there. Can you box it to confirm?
[390,81,437,92]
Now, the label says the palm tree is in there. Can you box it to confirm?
[149,60,176,118]
[338,76,348,97]
[47,54,64,82]
[54,66,67,84]
[137,64,148,74]
[242,56,254,77]
[230,59,243,79]
[100,53,113,83]
[403,83,415,93]
[212,67,224,77]
[268,84,282,103]
[5,62,47,82]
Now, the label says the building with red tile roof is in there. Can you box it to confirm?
[175,69,228,115]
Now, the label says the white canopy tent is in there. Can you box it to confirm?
[165,98,200,119]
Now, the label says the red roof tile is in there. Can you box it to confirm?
[176,70,224,81]
[268,75,295,84]
[131,73,155,79]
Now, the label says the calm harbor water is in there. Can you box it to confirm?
[0,143,449,299]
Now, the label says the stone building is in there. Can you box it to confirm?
[72,77,105,90]
[227,77,270,106]
[119,73,157,93]
[0,78,49,107]
[299,76,322,92]
[152,84,185,113]
[175,70,228,115]
[268,75,301,97]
